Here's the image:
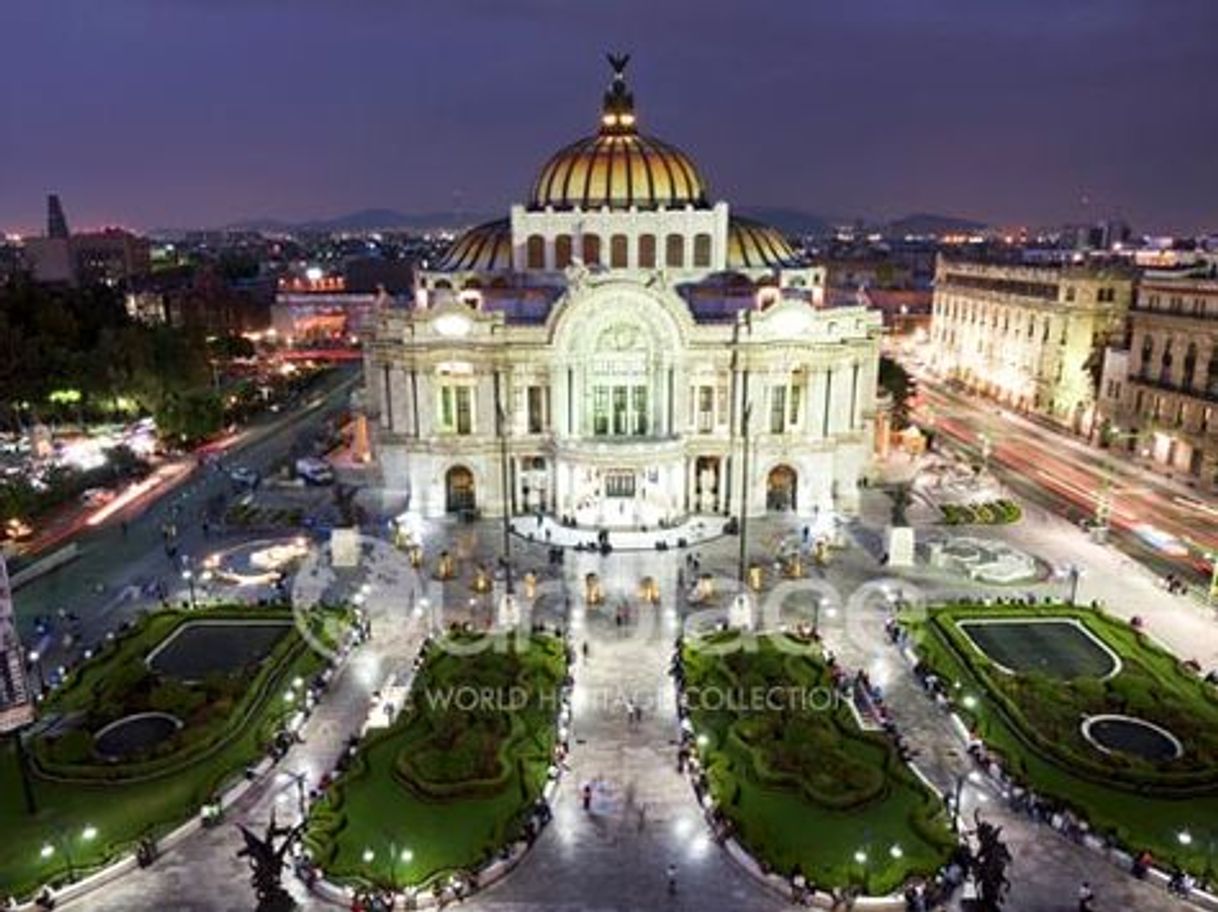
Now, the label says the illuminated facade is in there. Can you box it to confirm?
[929,257,1131,428]
[1103,273,1218,487]
[364,59,881,523]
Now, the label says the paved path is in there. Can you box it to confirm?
[58,502,1210,911]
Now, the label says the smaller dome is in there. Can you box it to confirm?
[436,219,512,272]
[727,217,800,269]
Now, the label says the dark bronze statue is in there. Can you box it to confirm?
[236,812,304,912]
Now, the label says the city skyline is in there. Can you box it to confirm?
[2,0,1217,235]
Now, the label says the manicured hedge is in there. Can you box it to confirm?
[905,602,1218,879]
[941,499,1022,526]
[683,633,955,895]
[0,604,343,900]
[305,631,566,892]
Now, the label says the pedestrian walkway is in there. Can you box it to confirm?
[59,506,1208,911]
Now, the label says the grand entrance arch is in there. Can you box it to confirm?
[445,465,476,513]
[766,465,797,512]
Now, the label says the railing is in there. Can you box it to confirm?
[1129,373,1218,404]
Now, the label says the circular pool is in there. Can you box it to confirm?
[1081,714,1183,762]
[94,712,183,759]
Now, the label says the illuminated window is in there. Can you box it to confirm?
[526,235,545,269]
[665,233,684,268]
[555,235,573,269]
[582,233,601,266]
[610,234,628,268]
[638,234,656,268]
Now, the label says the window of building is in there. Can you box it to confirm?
[1064,286,1076,302]
[638,234,656,269]
[527,385,545,434]
[697,385,714,433]
[665,233,684,268]
[1183,343,1198,389]
[555,235,573,269]
[439,386,473,435]
[770,386,787,434]
[1140,335,1154,378]
[1160,340,1174,385]
[595,385,648,437]
[610,234,628,268]
[1208,351,1218,397]
[526,235,545,269]
[582,233,601,266]
[693,233,711,267]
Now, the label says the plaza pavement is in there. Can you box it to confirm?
[55,482,1215,912]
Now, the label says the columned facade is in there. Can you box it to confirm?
[363,60,881,523]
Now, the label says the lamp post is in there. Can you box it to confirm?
[737,399,752,584]
[494,379,514,597]
[1067,564,1083,605]
[27,649,46,693]
[41,824,97,883]
[181,568,197,611]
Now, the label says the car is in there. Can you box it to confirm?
[295,457,334,486]
[80,487,116,507]
[3,517,34,541]
[229,466,261,489]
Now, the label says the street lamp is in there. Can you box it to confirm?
[737,400,753,584]
[1067,564,1083,604]
[27,650,46,692]
[181,568,197,611]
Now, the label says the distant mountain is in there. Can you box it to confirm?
[735,206,834,237]
[221,208,497,234]
[883,212,988,237]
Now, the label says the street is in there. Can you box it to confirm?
[913,374,1218,595]
[13,364,361,660]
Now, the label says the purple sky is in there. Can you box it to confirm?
[2,0,1215,234]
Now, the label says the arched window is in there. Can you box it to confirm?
[1139,334,1154,378]
[610,234,628,268]
[1160,339,1174,385]
[554,234,573,269]
[526,234,545,269]
[1208,349,1218,397]
[1183,342,1198,389]
[638,234,656,269]
[582,233,601,266]
[693,233,712,267]
[665,233,684,268]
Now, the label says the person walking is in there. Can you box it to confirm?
[1077,881,1095,912]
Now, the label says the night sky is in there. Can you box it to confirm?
[2,0,1215,235]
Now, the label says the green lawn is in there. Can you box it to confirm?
[304,631,567,893]
[682,632,956,895]
[907,602,1218,879]
[0,604,339,899]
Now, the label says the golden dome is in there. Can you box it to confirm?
[529,55,708,212]
[727,216,800,268]
[436,218,511,271]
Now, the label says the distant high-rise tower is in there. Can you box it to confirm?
[47,193,70,239]
[0,556,35,734]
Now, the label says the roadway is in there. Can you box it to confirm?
[912,374,1218,593]
[13,364,362,665]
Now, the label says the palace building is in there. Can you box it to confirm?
[363,58,882,525]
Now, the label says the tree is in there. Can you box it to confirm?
[878,356,915,430]
[971,812,1012,910]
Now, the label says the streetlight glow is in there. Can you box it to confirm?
[40,844,54,859]
[82,825,98,841]
[362,848,376,863]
